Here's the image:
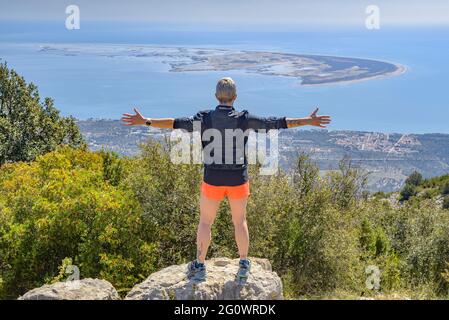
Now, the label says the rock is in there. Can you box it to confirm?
[19,278,119,300]
[125,257,283,300]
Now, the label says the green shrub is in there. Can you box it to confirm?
[100,151,124,186]
[405,171,423,187]
[360,218,390,258]
[381,252,403,291]
[1,142,449,299]
[372,191,387,199]
[399,202,449,294]
[400,184,417,202]
[273,156,364,295]
[0,147,156,298]
[124,140,203,267]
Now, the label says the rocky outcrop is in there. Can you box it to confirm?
[18,258,282,300]
[125,257,283,300]
[19,278,119,300]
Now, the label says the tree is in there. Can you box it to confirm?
[0,147,157,298]
[0,62,84,165]
[405,171,423,187]
[399,183,417,202]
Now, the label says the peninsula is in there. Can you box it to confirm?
[39,44,405,86]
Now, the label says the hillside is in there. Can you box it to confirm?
[388,172,449,209]
[2,146,448,300]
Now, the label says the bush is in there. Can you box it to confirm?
[126,152,366,295]
[274,156,364,295]
[400,202,449,294]
[0,147,156,298]
[400,184,417,202]
[1,141,449,299]
[372,191,387,199]
[405,171,423,187]
[360,219,390,257]
[124,140,203,267]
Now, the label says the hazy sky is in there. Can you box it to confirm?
[1,0,448,27]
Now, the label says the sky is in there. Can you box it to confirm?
[1,0,449,27]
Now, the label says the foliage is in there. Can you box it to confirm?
[399,184,417,202]
[1,142,449,299]
[275,157,364,294]
[50,257,76,284]
[0,62,84,165]
[123,140,203,268]
[443,196,449,210]
[442,263,449,284]
[372,191,387,199]
[442,182,449,196]
[0,147,156,298]
[420,174,449,190]
[405,171,423,187]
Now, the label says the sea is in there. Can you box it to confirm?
[0,21,448,134]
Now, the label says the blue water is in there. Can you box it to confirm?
[0,21,448,133]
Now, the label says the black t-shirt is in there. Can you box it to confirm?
[174,105,288,186]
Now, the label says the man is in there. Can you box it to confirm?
[121,77,331,282]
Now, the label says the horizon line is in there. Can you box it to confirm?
[2,18,449,29]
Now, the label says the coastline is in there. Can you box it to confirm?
[300,62,408,87]
[35,43,406,88]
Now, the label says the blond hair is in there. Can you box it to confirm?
[215,77,237,104]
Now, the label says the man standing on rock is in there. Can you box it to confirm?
[122,77,331,282]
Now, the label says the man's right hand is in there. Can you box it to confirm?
[121,108,148,126]
[304,107,331,128]
[286,107,331,128]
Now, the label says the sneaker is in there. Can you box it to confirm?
[186,260,206,281]
[235,259,251,283]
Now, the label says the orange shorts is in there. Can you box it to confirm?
[201,181,250,200]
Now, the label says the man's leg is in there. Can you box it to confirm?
[228,196,249,260]
[196,193,221,263]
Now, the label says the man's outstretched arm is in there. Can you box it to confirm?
[121,108,174,129]
[286,107,331,128]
